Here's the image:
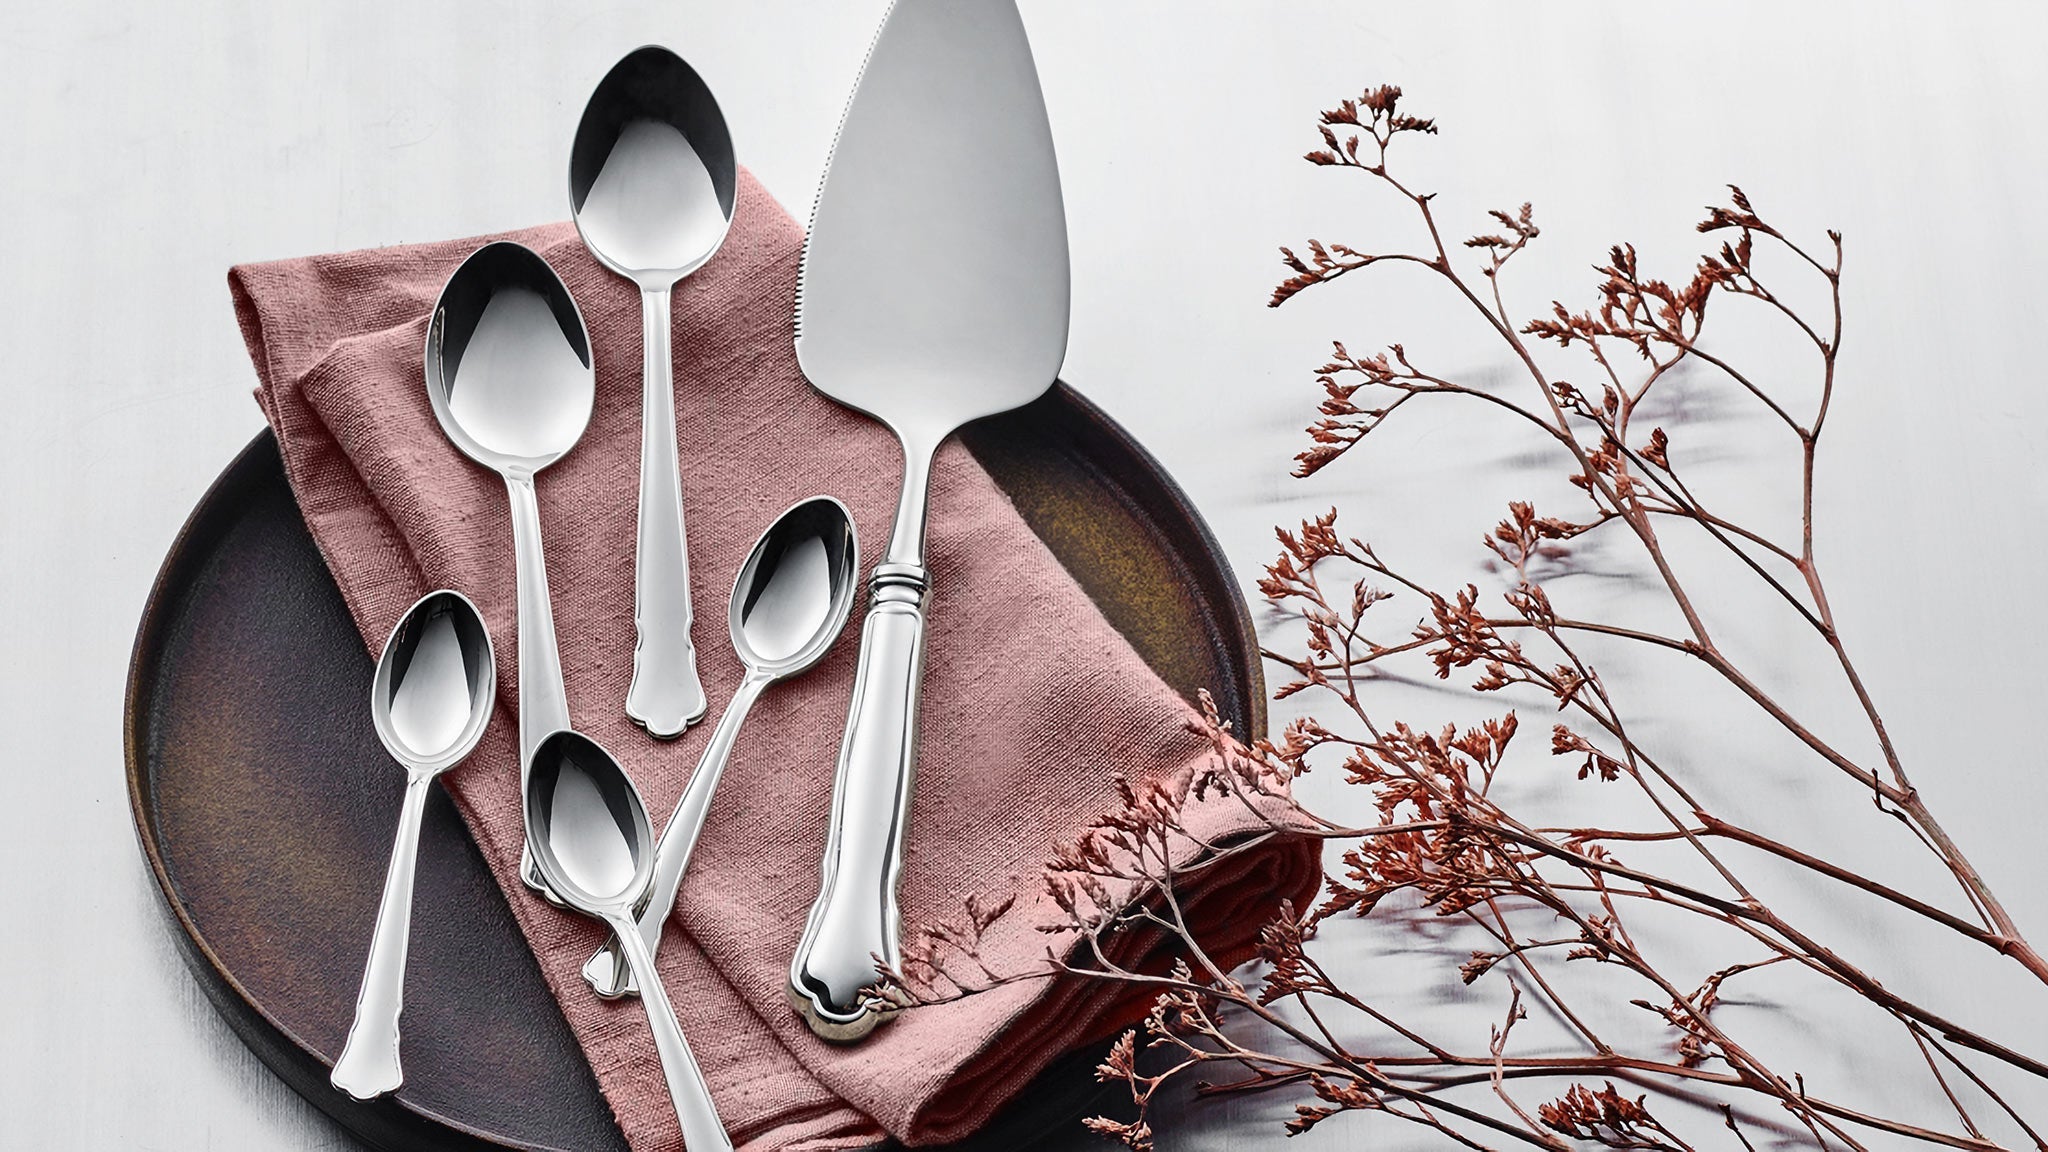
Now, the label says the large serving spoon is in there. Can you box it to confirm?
[526,730,732,1152]
[331,589,496,1100]
[570,44,737,740]
[424,241,594,899]
[584,496,859,998]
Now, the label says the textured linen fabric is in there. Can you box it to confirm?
[229,168,1320,1151]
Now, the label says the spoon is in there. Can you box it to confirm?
[331,590,496,1100]
[584,496,859,998]
[424,240,594,900]
[526,730,733,1152]
[570,45,737,740]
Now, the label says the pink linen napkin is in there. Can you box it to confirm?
[229,169,1319,1151]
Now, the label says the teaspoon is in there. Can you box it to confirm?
[570,45,738,739]
[331,590,496,1100]
[424,241,594,900]
[584,496,859,997]
[526,730,732,1152]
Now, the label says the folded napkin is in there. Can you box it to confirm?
[230,169,1319,1151]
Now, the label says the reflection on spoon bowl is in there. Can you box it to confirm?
[376,592,495,768]
[732,496,859,673]
[570,45,736,288]
[576,118,728,282]
[425,242,593,473]
[527,731,651,912]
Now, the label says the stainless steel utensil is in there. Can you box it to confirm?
[331,589,496,1100]
[525,730,732,1152]
[787,0,1070,1041]
[570,45,737,740]
[424,241,594,899]
[584,496,859,998]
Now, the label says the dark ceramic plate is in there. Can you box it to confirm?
[125,382,1263,1151]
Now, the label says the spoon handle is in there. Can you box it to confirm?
[331,770,434,1100]
[625,285,710,739]
[607,910,733,1152]
[585,671,770,998]
[506,471,573,899]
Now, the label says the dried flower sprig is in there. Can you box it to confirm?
[880,84,2048,1150]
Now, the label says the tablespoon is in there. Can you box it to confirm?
[424,241,594,900]
[526,730,732,1152]
[331,590,496,1100]
[570,45,737,739]
[584,496,859,998]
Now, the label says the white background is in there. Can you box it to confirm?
[4,2,2047,1148]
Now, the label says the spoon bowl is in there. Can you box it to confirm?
[571,45,739,739]
[571,45,736,289]
[525,730,654,914]
[730,496,859,674]
[332,590,496,1100]
[526,730,733,1151]
[425,242,595,474]
[371,590,496,771]
[584,495,857,998]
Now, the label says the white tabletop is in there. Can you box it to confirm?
[4,2,2047,1148]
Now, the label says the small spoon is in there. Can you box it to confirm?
[331,590,496,1100]
[424,241,593,900]
[570,45,738,740]
[584,496,859,998]
[526,730,733,1152]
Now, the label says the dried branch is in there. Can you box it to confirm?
[876,84,2047,1151]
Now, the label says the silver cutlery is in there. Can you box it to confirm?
[570,45,737,739]
[584,496,859,998]
[331,590,496,1100]
[424,241,594,901]
[526,730,732,1152]
[787,0,1071,1041]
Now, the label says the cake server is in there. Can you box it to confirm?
[787,0,1070,1041]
